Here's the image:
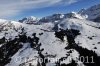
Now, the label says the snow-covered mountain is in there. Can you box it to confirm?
[19,16,38,24]
[18,4,100,24]
[0,16,100,66]
[0,4,100,66]
[79,4,100,22]
[39,14,65,23]
[39,12,87,24]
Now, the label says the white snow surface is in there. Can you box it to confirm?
[0,18,100,66]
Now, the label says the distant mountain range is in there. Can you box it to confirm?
[19,4,100,24]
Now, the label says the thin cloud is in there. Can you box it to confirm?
[0,0,79,18]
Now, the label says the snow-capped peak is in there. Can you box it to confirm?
[67,12,88,19]
[26,16,37,21]
[19,16,38,24]
[79,4,100,22]
[39,13,65,23]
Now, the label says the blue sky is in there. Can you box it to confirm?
[0,0,100,20]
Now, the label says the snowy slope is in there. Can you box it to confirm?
[59,18,100,53]
[0,17,100,66]
[0,19,70,66]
